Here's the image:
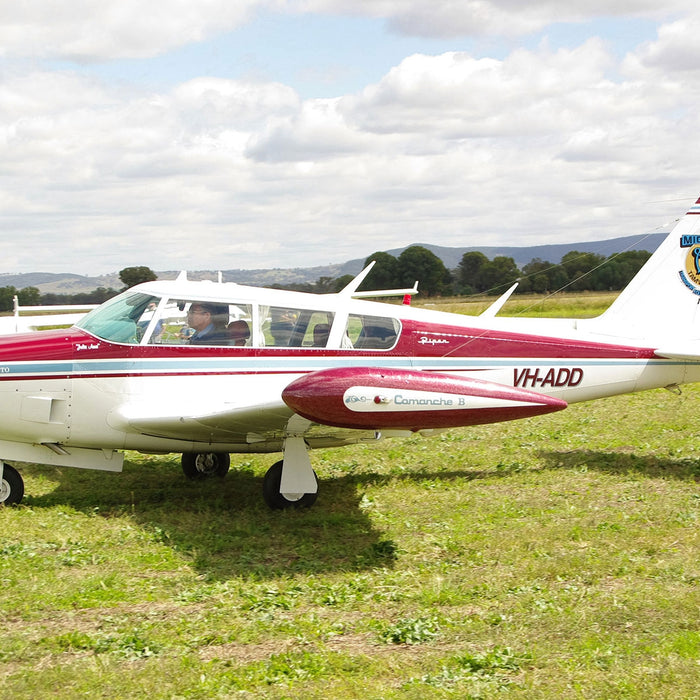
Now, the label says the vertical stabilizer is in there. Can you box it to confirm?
[591,196,700,343]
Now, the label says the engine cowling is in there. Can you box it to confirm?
[282,366,567,431]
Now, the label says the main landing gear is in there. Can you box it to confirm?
[262,433,318,510]
[181,433,319,510]
[0,462,24,506]
[181,452,231,480]
[262,459,318,510]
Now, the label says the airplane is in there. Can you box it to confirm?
[2,194,700,510]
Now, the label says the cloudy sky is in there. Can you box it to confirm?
[2,1,700,274]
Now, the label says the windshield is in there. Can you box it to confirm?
[76,291,159,344]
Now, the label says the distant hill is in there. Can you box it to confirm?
[195,231,668,287]
[0,271,123,295]
[0,232,668,294]
[381,232,667,271]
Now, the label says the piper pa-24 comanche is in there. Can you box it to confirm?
[3,195,700,509]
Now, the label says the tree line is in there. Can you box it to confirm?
[359,245,652,297]
[0,249,652,312]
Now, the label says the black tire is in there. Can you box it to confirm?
[181,452,230,480]
[0,464,24,506]
[262,459,318,510]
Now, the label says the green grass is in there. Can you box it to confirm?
[2,291,700,698]
[417,291,618,318]
[2,385,700,698]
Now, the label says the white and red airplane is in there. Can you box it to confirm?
[2,195,700,509]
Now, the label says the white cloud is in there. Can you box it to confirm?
[341,42,617,138]
[624,16,700,76]
[0,0,260,61]
[2,4,700,273]
[284,0,697,38]
[245,98,370,161]
[1,0,697,62]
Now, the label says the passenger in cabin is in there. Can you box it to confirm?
[228,319,251,346]
[270,309,297,346]
[187,303,230,344]
[312,323,330,347]
[357,324,396,349]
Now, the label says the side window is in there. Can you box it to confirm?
[264,307,299,347]
[149,300,253,346]
[345,314,400,350]
[302,311,334,347]
[261,307,334,347]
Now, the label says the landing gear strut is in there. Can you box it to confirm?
[262,432,319,510]
[0,462,24,506]
[181,452,230,480]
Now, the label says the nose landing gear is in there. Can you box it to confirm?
[0,462,24,506]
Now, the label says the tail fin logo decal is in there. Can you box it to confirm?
[679,239,700,295]
[678,235,700,296]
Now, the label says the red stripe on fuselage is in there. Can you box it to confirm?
[401,320,654,360]
[0,321,656,371]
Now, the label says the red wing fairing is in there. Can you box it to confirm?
[282,366,567,431]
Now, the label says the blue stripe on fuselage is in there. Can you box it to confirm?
[0,355,688,380]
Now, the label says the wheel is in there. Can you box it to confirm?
[262,459,318,510]
[0,463,24,506]
[181,452,230,480]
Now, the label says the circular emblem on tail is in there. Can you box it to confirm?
[685,246,700,282]
[679,238,700,295]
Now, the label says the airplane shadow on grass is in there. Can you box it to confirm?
[20,458,408,581]
[17,447,700,581]
[537,448,700,480]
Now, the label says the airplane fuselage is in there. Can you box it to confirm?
[0,304,694,460]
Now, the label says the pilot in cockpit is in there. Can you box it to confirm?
[187,303,229,344]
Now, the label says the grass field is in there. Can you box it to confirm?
[416,290,619,318]
[2,294,700,698]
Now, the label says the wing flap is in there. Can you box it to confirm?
[109,399,294,442]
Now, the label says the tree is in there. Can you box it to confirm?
[17,287,41,306]
[312,276,337,293]
[361,252,400,291]
[590,250,651,290]
[0,286,17,312]
[560,251,605,291]
[474,256,520,295]
[332,274,355,292]
[119,266,157,289]
[457,251,488,294]
[397,246,451,297]
[520,258,568,294]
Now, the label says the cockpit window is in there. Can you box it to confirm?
[77,291,158,344]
